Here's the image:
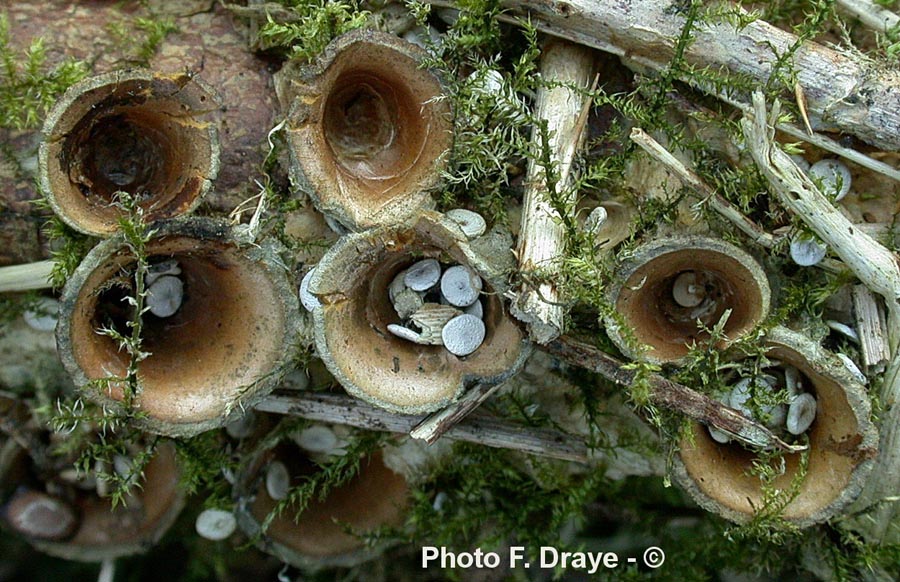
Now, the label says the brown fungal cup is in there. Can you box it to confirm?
[286,29,452,231]
[605,235,770,364]
[236,444,408,568]
[674,327,878,527]
[309,212,529,414]
[0,440,183,561]
[40,70,220,236]
[56,218,300,437]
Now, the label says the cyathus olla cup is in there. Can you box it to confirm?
[40,70,220,236]
[605,235,771,364]
[674,327,877,526]
[235,439,408,568]
[285,29,452,231]
[309,211,529,413]
[0,440,183,562]
[56,218,300,437]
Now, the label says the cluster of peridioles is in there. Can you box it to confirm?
[604,234,877,526]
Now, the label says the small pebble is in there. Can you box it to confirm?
[146,260,181,286]
[784,365,802,397]
[299,268,321,312]
[786,393,817,435]
[809,159,852,201]
[293,425,339,454]
[729,377,777,420]
[826,320,859,343]
[387,323,424,343]
[147,275,183,318]
[671,271,705,308]
[389,269,409,302]
[790,154,811,173]
[464,299,483,319]
[441,314,486,356]
[708,426,731,444]
[440,265,482,307]
[113,454,133,479]
[22,297,59,332]
[790,236,827,267]
[584,206,608,237]
[266,461,291,501]
[446,209,487,239]
[436,7,460,25]
[225,410,256,440]
[5,489,78,541]
[405,259,441,291]
[195,508,237,541]
[837,353,867,384]
[393,287,425,319]
[469,69,504,96]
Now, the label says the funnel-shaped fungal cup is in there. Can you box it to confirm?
[56,218,300,437]
[236,444,408,568]
[675,327,877,527]
[605,236,770,364]
[310,212,529,413]
[40,70,220,236]
[286,29,452,231]
[0,440,183,562]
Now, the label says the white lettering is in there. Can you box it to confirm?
[484,552,500,568]
[422,547,438,568]
[510,546,527,568]
[541,546,559,568]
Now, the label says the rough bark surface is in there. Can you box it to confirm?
[1,0,276,262]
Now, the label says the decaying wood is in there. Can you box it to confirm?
[742,91,900,542]
[512,40,595,344]
[255,390,590,463]
[426,0,900,152]
[853,284,890,373]
[543,336,807,453]
[0,260,55,293]
[837,0,900,33]
[629,127,777,248]
[410,382,503,444]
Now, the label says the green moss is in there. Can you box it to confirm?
[0,12,88,130]
[254,0,370,61]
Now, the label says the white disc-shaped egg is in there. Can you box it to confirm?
[266,460,291,501]
[441,314,486,356]
[790,236,827,267]
[809,159,852,201]
[299,268,321,312]
[786,393,817,435]
[446,209,487,239]
[195,508,237,541]
[440,265,482,307]
[147,275,183,318]
[404,259,442,291]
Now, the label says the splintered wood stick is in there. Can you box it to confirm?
[837,0,900,33]
[512,39,595,344]
[629,127,777,248]
[255,390,590,463]
[410,382,503,444]
[742,91,900,542]
[543,336,807,453]
[0,260,55,293]
[853,284,890,373]
[425,0,900,152]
